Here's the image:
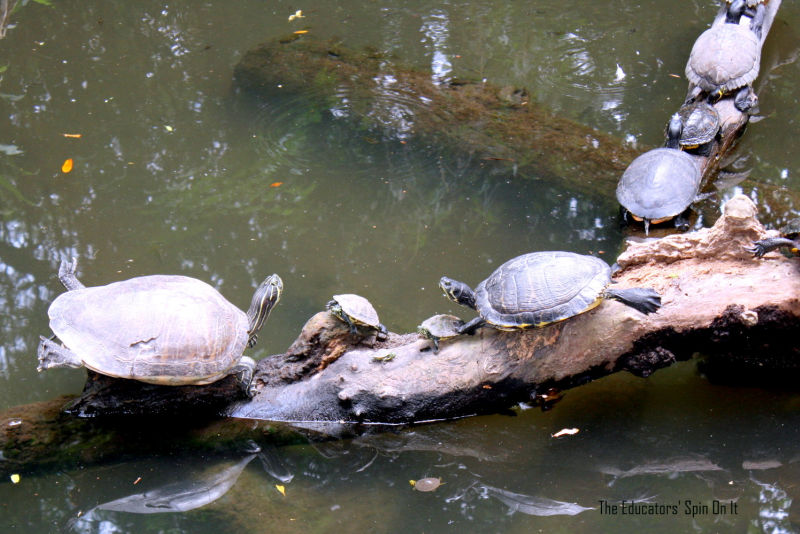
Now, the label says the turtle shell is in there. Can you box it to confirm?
[779,218,800,239]
[48,275,248,385]
[678,101,720,146]
[418,314,464,340]
[330,294,381,329]
[473,251,612,329]
[685,22,760,93]
[616,148,701,220]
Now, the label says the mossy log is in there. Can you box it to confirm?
[232,0,793,223]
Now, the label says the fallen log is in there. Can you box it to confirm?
[3,195,798,476]
[230,195,800,424]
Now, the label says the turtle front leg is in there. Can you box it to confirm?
[58,258,86,291]
[457,317,486,336]
[232,356,257,398]
[747,237,798,258]
[37,336,84,372]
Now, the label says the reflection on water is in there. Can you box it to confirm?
[0,0,799,532]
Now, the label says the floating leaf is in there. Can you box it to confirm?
[288,10,304,21]
[409,480,416,487]
[10,474,20,484]
[61,158,73,173]
[270,182,283,188]
[61,133,82,138]
[133,477,142,485]
[164,125,174,132]
[293,30,309,35]
[275,484,286,496]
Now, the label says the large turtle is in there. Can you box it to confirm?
[37,259,282,396]
[616,147,702,233]
[747,218,800,257]
[685,0,760,103]
[439,251,661,335]
[327,294,388,341]
[665,101,720,156]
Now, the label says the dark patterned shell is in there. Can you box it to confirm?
[473,252,611,329]
[616,148,701,220]
[678,102,720,146]
[48,275,248,385]
[779,218,800,239]
[331,294,381,328]
[685,23,760,93]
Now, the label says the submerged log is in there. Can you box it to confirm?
[232,0,796,224]
[3,196,799,476]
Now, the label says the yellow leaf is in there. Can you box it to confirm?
[10,474,20,484]
[409,480,416,487]
[293,30,309,34]
[276,484,286,496]
[61,158,74,173]
[270,182,283,188]
[61,133,82,138]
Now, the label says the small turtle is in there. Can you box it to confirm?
[327,294,389,341]
[411,477,442,492]
[665,101,720,156]
[685,0,760,104]
[616,147,702,233]
[747,218,800,257]
[37,258,283,396]
[417,314,465,353]
[440,251,661,335]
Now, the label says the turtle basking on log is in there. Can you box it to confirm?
[439,251,661,335]
[37,259,283,396]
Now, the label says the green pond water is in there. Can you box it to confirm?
[1,0,799,532]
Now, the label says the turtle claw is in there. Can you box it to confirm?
[746,242,767,258]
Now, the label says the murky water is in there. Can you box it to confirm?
[0,0,799,532]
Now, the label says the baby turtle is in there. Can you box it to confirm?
[440,251,660,335]
[37,258,283,396]
[411,477,442,492]
[616,147,702,233]
[665,101,720,156]
[685,0,760,101]
[417,314,465,353]
[747,218,800,257]
[327,294,389,341]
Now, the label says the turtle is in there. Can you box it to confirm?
[417,314,465,353]
[326,294,388,341]
[439,251,661,335]
[665,100,720,155]
[616,147,702,234]
[747,218,800,257]
[411,477,442,492]
[37,258,283,396]
[685,0,761,105]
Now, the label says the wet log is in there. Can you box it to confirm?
[2,196,798,476]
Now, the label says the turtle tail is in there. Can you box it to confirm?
[604,287,661,315]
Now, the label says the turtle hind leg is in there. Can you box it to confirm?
[747,237,796,258]
[605,288,661,315]
[37,336,84,372]
[231,356,257,398]
[58,258,86,291]
[457,317,486,335]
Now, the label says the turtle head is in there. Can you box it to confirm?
[246,274,283,347]
[666,113,682,149]
[439,276,476,310]
[726,0,746,23]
